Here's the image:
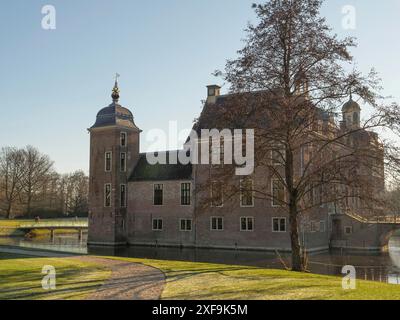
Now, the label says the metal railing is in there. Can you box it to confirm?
[19,219,88,229]
[345,211,400,224]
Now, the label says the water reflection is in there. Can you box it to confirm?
[1,234,400,284]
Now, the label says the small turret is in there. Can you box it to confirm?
[342,93,361,130]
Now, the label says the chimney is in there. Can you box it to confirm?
[206,85,221,104]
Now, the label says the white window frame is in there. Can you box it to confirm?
[120,132,127,147]
[105,152,112,172]
[320,221,326,233]
[152,218,163,231]
[271,179,285,207]
[240,179,255,208]
[344,226,353,235]
[104,183,112,207]
[210,216,224,231]
[271,144,285,166]
[240,216,255,232]
[120,152,126,172]
[180,182,191,206]
[310,220,318,233]
[120,184,127,208]
[211,181,224,208]
[272,217,287,233]
[153,183,164,206]
[179,219,193,232]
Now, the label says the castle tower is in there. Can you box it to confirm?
[87,77,141,246]
[342,94,361,130]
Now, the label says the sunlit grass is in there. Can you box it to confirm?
[0,254,110,300]
[107,257,400,300]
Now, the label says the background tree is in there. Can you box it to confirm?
[62,171,89,216]
[0,146,89,219]
[197,0,400,271]
[21,145,54,217]
[0,147,25,218]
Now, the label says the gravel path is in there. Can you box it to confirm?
[74,256,166,300]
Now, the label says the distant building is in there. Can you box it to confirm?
[87,81,385,251]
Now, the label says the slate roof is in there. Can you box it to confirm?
[91,102,140,131]
[129,151,193,182]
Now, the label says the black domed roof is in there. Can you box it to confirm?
[342,97,361,112]
[90,80,140,131]
[91,102,140,130]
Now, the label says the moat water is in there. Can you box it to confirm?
[2,234,400,284]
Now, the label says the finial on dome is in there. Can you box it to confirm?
[111,73,120,102]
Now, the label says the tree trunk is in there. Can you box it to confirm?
[6,203,12,219]
[26,194,32,218]
[289,201,304,272]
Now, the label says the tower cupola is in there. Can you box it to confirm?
[342,93,361,130]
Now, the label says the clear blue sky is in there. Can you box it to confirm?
[1,0,399,174]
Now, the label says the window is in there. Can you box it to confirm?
[153,184,164,206]
[104,184,111,207]
[272,218,286,233]
[152,219,163,231]
[180,219,192,231]
[271,145,285,166]
[181,183,191,206]
[211,217,224,231]
[120,132,127,147]
[240,179,254,207]
[300,144,314,174]
[344,226,353,235]
[105,152,112,172]
[240,217,254,231]
[320,221,326,233]
[120,184,126,207]
[353,112,359,125]
[120,152,126,172]
[211,182,223,207]
[272,179,285,207]
[310,221,318,233]
[210,137,225,167]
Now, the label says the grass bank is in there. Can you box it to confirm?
[109,257,400,300]
[0,253,109,300]
[1,252,399,300]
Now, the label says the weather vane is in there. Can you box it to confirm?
[114,73,120,84]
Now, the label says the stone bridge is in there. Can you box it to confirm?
[18,220,88,240]
[330,213,400,251]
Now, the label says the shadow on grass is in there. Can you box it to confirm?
[0,265,108,300]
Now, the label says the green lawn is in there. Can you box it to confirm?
[1,253,400,300]
[109,257,400,300]
[0,253,110,300]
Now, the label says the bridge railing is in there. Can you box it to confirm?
[19,219,88,229]
[345,211,400,224]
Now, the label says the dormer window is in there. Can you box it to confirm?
[120,132,127,147]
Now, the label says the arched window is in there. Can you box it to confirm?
[353,112,359,125]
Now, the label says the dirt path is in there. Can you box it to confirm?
[74,256,166,300]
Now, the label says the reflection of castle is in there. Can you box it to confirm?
[87,81,388,252]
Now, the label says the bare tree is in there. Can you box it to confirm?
[62,171,89,216]
[196,0,400,271]
[20,146,54,217]
[0,147,26,219]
